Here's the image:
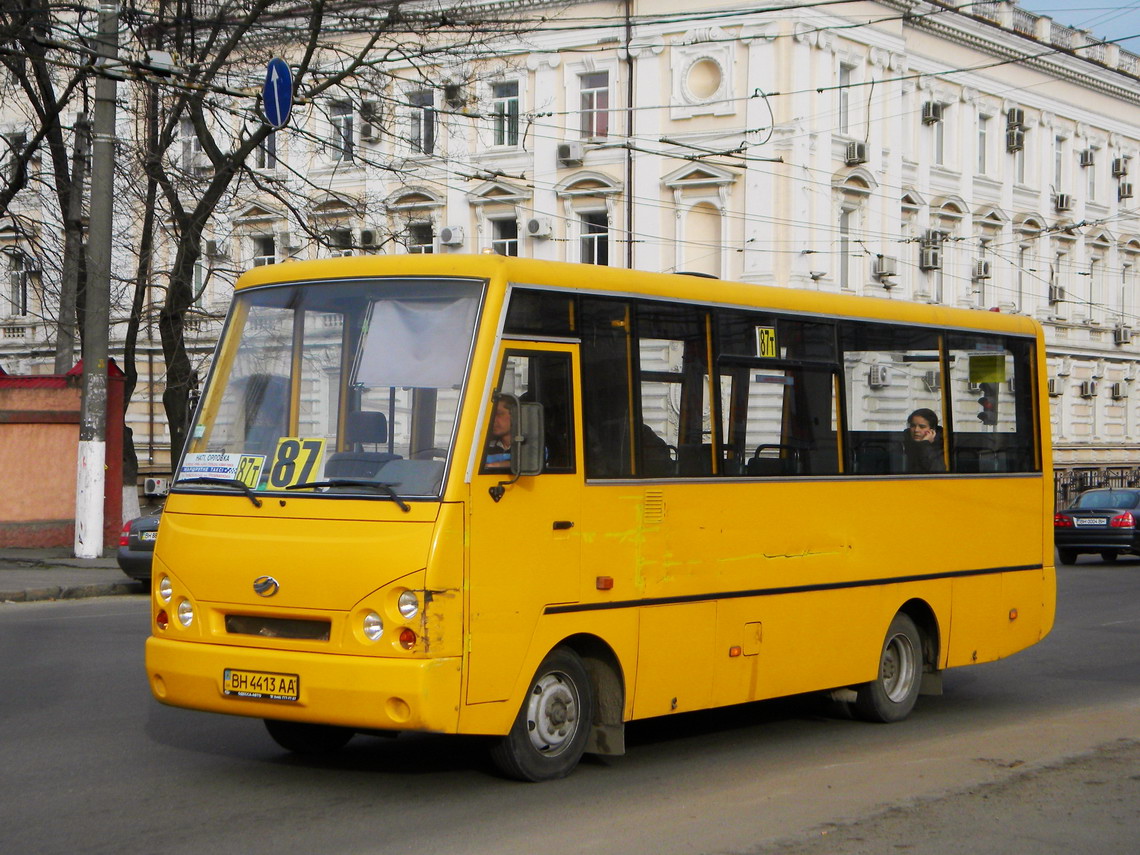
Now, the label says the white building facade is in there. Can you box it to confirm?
[3,0,1140,490]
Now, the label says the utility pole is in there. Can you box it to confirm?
[75,1,118,558]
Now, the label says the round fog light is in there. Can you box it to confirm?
[158,576,173,603]
[363,611,384,642]
[397,591,420,619]
[176,599,194,627]
[399,628,417,650]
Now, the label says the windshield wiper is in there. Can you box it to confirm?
[174,477,263,508]
[286,479,410,512]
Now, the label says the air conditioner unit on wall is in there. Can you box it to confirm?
[1006,127,1025,152]
[872,255,897,278]
[1007,107,1025,128]
[1049,284,1066,304]
[1119,183,1134,200]
[1047,378,1063,397]
[1080,380,1099,398]
[359,229,378,247]
[1080,149,1096,167]
[526,217,552,238]
[921,102,943,124]
[1113,157,1129,177]
[1114,325,1133,345]
[557,141,584,166]
[1111,382,1129,399]
[1055,193,1073,212]
[919,244,942,271]
[923,369,941,391]
[143,477,169,497]
[845,141,867,165]
[438,225,464,246]
[868,364,890,388]
[972,259,992,280]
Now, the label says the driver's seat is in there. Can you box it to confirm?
[324,411,399,478]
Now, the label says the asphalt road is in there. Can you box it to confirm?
[1,559,1137,855]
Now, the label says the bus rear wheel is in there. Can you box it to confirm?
[854,613,923,723]
[264,719,354,755]
[490,647,594,782]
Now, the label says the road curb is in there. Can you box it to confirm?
[1,581,143,603]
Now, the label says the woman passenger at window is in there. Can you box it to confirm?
[903,408,945,473]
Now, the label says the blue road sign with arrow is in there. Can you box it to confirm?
[263,58,292,129]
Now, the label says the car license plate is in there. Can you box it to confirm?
[139,531,158,542]
[223,668,299,701]
[1074,518,1106,527]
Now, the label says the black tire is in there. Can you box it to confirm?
[490,648,594,782]
[854,613,923,723]
[1057,548,1078,565]
[1100,551,1119,563]
[264,719,354,755]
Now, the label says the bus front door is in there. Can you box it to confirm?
[466,344,583,705]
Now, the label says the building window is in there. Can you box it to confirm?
[1016,245,1027,313]
[179,118,202,171]
[192,259,207,311]
[977,115,989,175]
[1054,136,1065,189]
[839,208,853,290]
[579,72,609,139]
[1014,132,1027,184]
[580,211,609,265]
[492,81,520,147]
[409,90,436,154]
[252,235,276,267]
[838,64,853,135]
[491,218,519,256]
[257,130,277,170]
[406,222,434,254]
[6,253,28,316]
[1087,150,1097,201]
[933,106,946,166]
[4,131,27,181]
[330,100,354,162]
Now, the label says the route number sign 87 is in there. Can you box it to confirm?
[267,437,326,489]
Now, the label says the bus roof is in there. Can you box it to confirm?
[233,254,1043,337]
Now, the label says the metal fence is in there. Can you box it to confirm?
[1054,467,1140,509]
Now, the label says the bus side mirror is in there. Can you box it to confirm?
[512,402,545,477]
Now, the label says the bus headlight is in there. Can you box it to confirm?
[176,599,194,627]
[397,591,420,619]
[158,576,173,603]
[363,611,384,641]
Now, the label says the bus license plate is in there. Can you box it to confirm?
[223,669,299,701]
[1074,518,1106,526]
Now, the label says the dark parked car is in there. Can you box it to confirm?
[1054,488,1140,564]
[117,511,160,585]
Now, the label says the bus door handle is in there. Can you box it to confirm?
[552,520,575,531]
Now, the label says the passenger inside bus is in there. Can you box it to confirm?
[902,408,946,474]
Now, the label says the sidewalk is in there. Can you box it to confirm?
[0,548,142,602]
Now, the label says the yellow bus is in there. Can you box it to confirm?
[145,254,1055,781]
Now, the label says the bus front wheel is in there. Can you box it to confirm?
[264,719,354,755]
[490,647,594,782]
[853,613,923,723]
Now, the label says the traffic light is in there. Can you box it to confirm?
[977,382,998,426]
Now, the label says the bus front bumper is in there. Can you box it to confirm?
[146,636,463,733]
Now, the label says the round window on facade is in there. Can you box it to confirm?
[686,58,723,102]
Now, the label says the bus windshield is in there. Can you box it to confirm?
[179,277,483,499]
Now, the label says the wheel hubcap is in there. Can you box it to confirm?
[882,631,917,702]
[524,671,580,756]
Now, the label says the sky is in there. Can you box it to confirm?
[1020,1,1140,51]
